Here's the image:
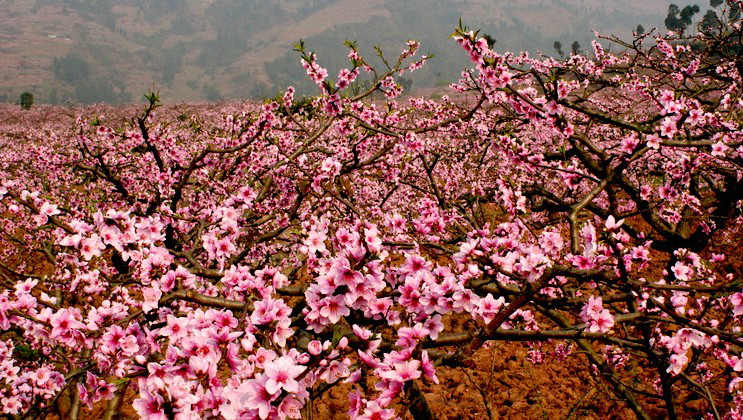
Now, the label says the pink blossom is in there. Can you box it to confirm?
[81,234,105,260]
[378,359,421,383]
[319,295,350,323]
[477,293,506,325]
[142,285,162,313]
[605,215,624,232]
[263,355,306,394]
[711,141,729,157]
[307,340,323,355]
[356,400,397,420]
[671,262,692,281]
[133,379,167,420]
[420,351,439,384]
[646,134,662,149]
[660,117,678,138]
[304,230,328,255]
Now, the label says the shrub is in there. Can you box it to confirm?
[19,91,33,110]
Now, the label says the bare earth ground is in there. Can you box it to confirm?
[54,344,677,420]
[54,339,706,420]
[54,343,637,419]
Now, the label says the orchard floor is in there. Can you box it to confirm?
[314,343,649,420]
[61,340,714,420]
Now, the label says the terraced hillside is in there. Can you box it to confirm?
[0,0,700,103]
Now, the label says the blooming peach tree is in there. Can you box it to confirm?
[0,2,742,419]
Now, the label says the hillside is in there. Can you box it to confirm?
[0,0,701,103]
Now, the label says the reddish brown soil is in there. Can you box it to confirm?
[45,340,716,420]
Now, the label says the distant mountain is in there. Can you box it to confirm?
[0,0,701,104]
